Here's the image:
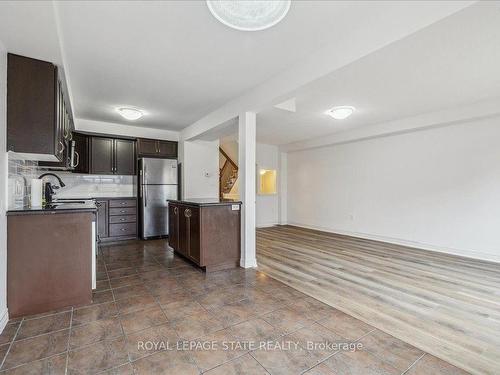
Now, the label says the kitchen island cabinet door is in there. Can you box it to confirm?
[178,205,200,264]
[168,203,179,251]
[186,206,201,264]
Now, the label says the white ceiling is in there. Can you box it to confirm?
[256,1,500,145]
[0,0,472,134]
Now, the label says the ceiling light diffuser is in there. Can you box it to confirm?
[206,0,291,31]
[326,106,355,120]
[117,107,143,121]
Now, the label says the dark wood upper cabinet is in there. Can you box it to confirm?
[114,139,136,175]
[136,139,157,156]
[72,132,90,174]
[158,140,177,158]
[7,53,73,162]
[90,137,135,175]
[90,137,114,175]
[137,138,177,159]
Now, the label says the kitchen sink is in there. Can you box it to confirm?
[50,201,87,205]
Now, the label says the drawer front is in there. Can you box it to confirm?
[109,199,136,208]
[109,222,137,237]
[109,207,136,216]
[109,215,136,224]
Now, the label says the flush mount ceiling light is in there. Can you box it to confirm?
[117,107,143,121]
[325,106,355,120]
[206,0,291,31]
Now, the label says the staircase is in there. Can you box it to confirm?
[219,147,238,199]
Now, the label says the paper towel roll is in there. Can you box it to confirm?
[31,179,43,207]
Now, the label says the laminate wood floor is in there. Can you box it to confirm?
[256,225,500,375]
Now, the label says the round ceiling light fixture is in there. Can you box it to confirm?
[325,106,356,120]
[117,107,143,121]
[206,0,291,31]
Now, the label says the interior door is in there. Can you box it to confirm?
[114,139,135,175]
[90,137,114,174]
[142,184,177,238]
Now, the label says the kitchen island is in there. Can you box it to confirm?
[168,198,241,272]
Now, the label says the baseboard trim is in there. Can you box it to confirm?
[286,221,500,264]
[256,222,279,228]
[0,308,8,335]
[240,258,258,269]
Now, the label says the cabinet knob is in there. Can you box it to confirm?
[173,207,178,215]
[184,208,192,218]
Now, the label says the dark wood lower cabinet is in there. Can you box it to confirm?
[96,200,109,240]
[168,204,179,251]
[168,201,241,272]
[7,212,93,318]
[96,198,137,242]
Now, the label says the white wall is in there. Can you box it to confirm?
[287,118,500,262]
[256,143,280,228]
[0,42,8,332]
[75,118,179,141]
[181,140,219,199]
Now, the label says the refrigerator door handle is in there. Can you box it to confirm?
[144,185,148,207]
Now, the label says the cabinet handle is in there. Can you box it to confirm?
[121,202,126,205]
[120,210,126,213]
[73,151,80,168]
[57,141,65,154]
[120,228,126,231]
[120,218,126,221]
[173,207,178,215]
[184,208,192,218]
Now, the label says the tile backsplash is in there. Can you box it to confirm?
[8,157,136,209]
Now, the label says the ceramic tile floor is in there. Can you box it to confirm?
[0,240,469,374]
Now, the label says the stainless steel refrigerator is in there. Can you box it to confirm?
[139,158,178,239]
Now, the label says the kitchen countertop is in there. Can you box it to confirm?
[7,201,97,215]
[168,198,242,206]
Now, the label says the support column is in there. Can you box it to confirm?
[278,151,287,225]
[238,112,257,268]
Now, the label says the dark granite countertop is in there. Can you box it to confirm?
[7,201,97,215]
[168,198,242,207]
